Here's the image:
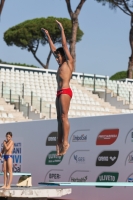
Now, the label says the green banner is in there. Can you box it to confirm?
[45,151,63,165]
[96,172,119,188]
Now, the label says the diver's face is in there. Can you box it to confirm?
[56,54,65,65]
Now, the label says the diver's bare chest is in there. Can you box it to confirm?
[58,63,68,74]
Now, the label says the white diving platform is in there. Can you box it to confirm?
[0,172,32,187]
[0,186,71,198]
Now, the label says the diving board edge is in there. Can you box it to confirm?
[38,182,133,187]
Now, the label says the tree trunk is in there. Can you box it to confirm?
[28,43,50,69]
[127,15,133,78]
[127,60,133,79]
[65,0,86,71]
[31,51,47,69]
[70,16,79,71]
[45,50,52,69]
[0,0,5,15]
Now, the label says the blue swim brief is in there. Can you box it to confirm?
[4,155,12,161]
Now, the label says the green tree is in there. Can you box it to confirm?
[95,0,133,79]
[65,0,86,70]
[110,71,127,80]
[0,59,38,68]
[4,17,83,69]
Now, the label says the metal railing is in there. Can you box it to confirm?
[79,74,131,104]
[0,82,53,119]
[0,73,132,120]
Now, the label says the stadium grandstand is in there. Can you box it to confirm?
[0,63,133,123]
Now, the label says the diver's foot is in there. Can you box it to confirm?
[59,143,70,155]
[56,143,62,156]
[5,185,10,189]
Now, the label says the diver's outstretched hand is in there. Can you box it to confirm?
[41,28,49,37]
[56,20,63,31]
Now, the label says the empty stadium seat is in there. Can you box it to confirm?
[1,65,133,120]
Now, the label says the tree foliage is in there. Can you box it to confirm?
[95,0,132,15]
[4,17,83,69]
[110,71,127,80]
[0,59,38,68]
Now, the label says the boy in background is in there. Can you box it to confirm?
[0,132,14,189]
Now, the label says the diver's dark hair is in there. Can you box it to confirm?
[6,132,12,137]
[54,47,65,57]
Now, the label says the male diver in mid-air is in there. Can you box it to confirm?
[41,20,74,156]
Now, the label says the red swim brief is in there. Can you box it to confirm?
[57,88,73,98]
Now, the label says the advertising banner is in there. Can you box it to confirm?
[0,114,133,200]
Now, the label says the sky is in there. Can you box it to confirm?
[0,0,131,77]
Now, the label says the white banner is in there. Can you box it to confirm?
[0,114,133,200]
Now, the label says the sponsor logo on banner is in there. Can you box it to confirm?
[96,151,119,166]
[127,174,133,182]
[96,129,119,145]
[72,134,87,142]
[44,169,63,182]
[69,150,89,165]
[45,151,63,165]
[96,172,119,188]
[69,130,89,143]
[1,141,22,172]
[46,132,57,146]
[49,173,61,179]
[125,151,133,165]
[73,154,85,164]
[125,128,133,143]
[131,132,133,142]
[69,170,89,182]
[128,154,133,163]
[13,163,21,172]
[128,177,133,182]
[71,176,87,182]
